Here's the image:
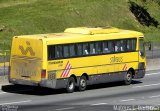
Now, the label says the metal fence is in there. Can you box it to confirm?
[145,42,160,59]
[0,50,10,76]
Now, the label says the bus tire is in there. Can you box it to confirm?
[78,76,87,91]
[124,71,132,85]
[66,77,75,93]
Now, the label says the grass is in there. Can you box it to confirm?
[0,0,160,50]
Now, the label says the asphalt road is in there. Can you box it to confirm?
[0,70,160,111]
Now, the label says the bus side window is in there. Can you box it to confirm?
[69,44,76,57]
[108,41,114,53]
[127,39,136,51]
[122,40,127,52]
[115,41,122,52]
[76,43,83,56]
[90,42,96,54]
[103,41,110,53]
[127,40,131,51]
[95,42,102,54]
[120,40,127,52]
[132,39,136,51]
[63,45,69,58]
[55,45,63,59]
[48,45,55,60]
[83,43,89,55]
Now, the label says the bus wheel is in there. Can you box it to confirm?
[66,77,75,93]
[78,76,87,91]
[124,71,132,85]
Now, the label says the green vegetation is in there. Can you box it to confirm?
[0,0,160,50]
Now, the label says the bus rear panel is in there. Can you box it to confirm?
[9,37,44,86]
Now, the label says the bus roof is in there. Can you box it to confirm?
[14,27,144,44]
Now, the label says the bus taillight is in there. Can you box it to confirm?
[41,70,46,79]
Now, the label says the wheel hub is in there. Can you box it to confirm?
[80,79,86,88]
[69,82,74,90]
[127,73,131,81]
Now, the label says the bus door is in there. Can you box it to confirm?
[139,38,146,63]
[138,38,146,77]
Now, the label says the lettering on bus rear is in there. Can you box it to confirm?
[12,59,41,78]
[16,68,37,77]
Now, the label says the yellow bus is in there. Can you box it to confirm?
[9,27,146,93]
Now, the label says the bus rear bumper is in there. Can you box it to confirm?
[9,78,67,89]
[9,78,39,86]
